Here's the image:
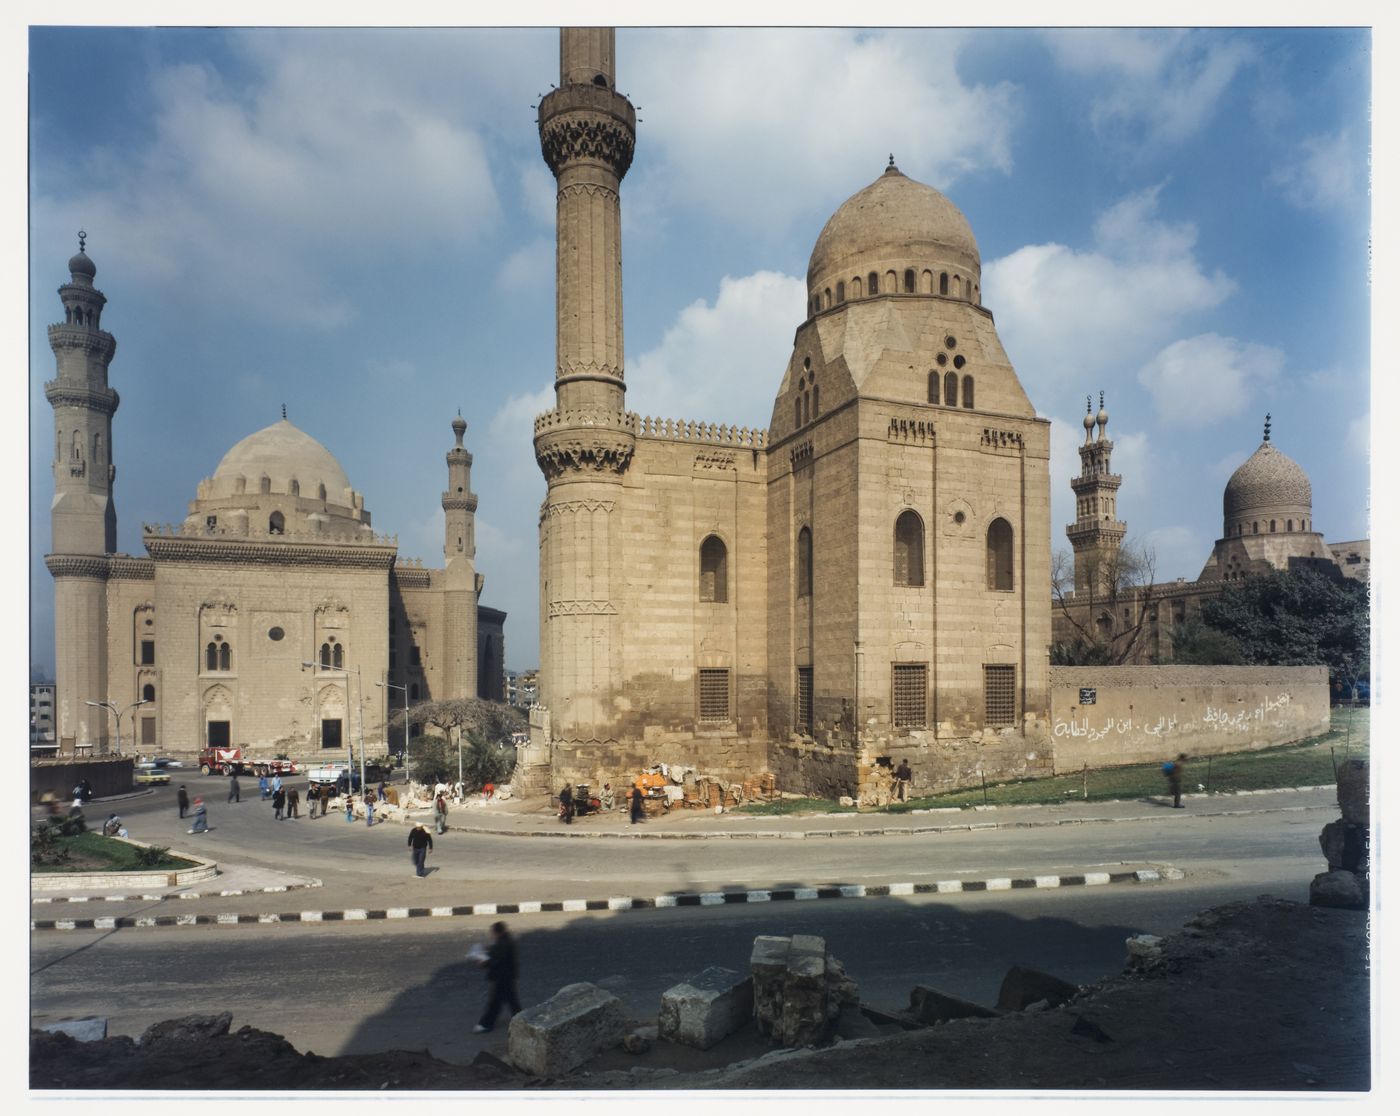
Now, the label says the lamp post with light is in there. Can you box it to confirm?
[85,697,149,756]
[301,660,364,795]
[375,679,409,783]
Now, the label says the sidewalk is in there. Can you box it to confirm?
[31,785,1334,931]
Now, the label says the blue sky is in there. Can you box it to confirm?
[24,21,1373,676]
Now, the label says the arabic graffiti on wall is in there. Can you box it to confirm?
[1052,693,1292,741]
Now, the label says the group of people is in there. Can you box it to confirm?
[557,782,647,824]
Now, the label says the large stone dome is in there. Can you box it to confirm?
[209,419,353,504]
[1223,440,1312,526]
[806,163,981,310]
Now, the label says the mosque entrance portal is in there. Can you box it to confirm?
[206,720,230,749]
[321,718,343,750]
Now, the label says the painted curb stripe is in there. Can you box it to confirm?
[31,866,1176,931]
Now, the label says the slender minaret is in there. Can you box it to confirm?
[45,234,120,751]
[440,414,479,699]
[533,27,637,745]
[1066,392,1127,594]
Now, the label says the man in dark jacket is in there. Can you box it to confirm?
[176,784,190,818]
[407,823,433,876]
[473,921,521,1033]
[228,772,241,803]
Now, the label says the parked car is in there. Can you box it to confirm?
[134,762,171,786]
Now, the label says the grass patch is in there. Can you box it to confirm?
[735,796,858,817]
[31,831,198,874]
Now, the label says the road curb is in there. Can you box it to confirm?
[32,879,323,905]
[30,867,1181,932]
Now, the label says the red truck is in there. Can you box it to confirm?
[198,747,301,778]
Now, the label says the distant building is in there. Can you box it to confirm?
[507,669,539,709]
[1054,406,1368,662]
[30,684,57,750]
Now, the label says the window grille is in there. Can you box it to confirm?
[698,669,730,722]
[796,667,813,734]
[892,664,928,727]
[984,664,1016,727]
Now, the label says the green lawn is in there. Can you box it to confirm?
[31,830,198,874]
[738,707,1368,816]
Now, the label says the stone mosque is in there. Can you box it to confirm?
[44,237,506,757]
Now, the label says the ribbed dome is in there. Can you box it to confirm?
[211,419,351,502]
[806,164,980,303]
[1223,442,1312,520]
[67,250,97,281]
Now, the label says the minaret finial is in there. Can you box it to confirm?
[77,230,87,253]
[1263,413,1271,443]
[888,153,895,167]
[281,403,287,421]
[1086,395,1092,414]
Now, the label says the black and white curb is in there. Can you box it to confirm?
[32,880,323,905]
[31,868,1180,931]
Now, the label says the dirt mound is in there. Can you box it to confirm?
[31,896,1369,1093]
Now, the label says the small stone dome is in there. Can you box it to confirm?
[1223,441,1312,521]
[68,250,96,281]
[807,163,980,305]
[209,419,352,504]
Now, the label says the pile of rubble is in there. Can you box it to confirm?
[1310,758,1369,910]
[628,766,778,814]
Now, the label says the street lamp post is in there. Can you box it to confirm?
[85,698,149,756]
[301,660,364,795]
[375,680,409,783]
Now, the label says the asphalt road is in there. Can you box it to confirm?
[31,796,1324,1066]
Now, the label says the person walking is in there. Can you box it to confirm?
[472,922,522,1033]
[407,823,433,877]
[1163,754,1187,809]
[434,792,448,835]
[272,787,286,820]
[258,774,270,800]
[287,786,300,819]
[344,794,355,822]
[558,784,574,824]
[629,784,644,825]
[176,784,190,819]
[366,795,376,827]
[227,772,241,804]
[188,798,208,834]
[893,759,912,803]
[271,773,283,798]
[310,783,322,818]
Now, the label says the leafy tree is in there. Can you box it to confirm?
[1164,616,1243,665]
[1198,566,1369,681]
[393,698,525,788]
[1051,542,1159,665]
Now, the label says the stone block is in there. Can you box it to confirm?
[506,982,626,1078]
[907,985,1000,1023]
[995,966,1080,1012]
[1336,760,1368,826]
[39,1017,107,1042]
[658,966,753,1050]
[1125,934,1165,970]
[140,1012,233,1046]
[1310,869,1367,910]
[1319,820,1369,873]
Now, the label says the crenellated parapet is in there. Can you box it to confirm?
[143,521,397,547]
[534,407,637,479]
[636,415,769,447]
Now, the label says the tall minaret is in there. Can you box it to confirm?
[440,414,480,699]
[1066,392,1127,595]
[533,27,637,746]
[45,234,120,751]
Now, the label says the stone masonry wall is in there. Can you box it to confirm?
[1048,664,1329,771]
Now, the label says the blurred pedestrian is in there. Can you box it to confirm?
[366,795,376,826]
[630,785,644,825]
[287,786,300,819]
[893,759,912,803]
[1163,754,1187,809]
[472,922,521,1034]
[272,787,286,820]
[558,784,574,824]
[271,773,283,797]
[176,784,189,819]
[188,798,208,833]
[600,783,614,811]
[408,823,433,877]
[345,794,355,822]
[434,791,448,835]
[258,774,270,800]
[228,772,241,803]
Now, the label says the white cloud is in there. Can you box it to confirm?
[519,161,558,229]
[1043,29,1254,148]
[495,238,553,292]
[625,271,807,429]
[984,187,1236,394]
[625,28,1019,233]
[1269,129,1363,212]
[1345,414,1370,462]
[1136,333,1284,425]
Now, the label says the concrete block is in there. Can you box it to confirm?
[1125,933,1165,970]
[658,966,754,1050]
[1310,869,1367,910]
[39,1017,107,1042]
[506,982,626,1077]
[907,985,1000,1023]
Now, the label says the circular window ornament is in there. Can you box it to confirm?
[936,353,948,366]
[945,336,957,349]
[268,627,285,642]
[953,511,966,525]
[953,355,966,369]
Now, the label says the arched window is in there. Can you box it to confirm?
[965,278,973,299]
[1253,522,1259,534]
[318,483,327,501]
[269,510,285,534]
[797,526,813,598]
[794,394,802,428]
[320,642,332,668]
[944,371,958,407]
[962,375,974,409]
[290,479,300,497]
[1287,519,1293,531]
[206,641,218,671]
[939,272,949,295]
[1270,520,1276,533]
[928,371,939,404]
[260,475,271,494]
[904,268,916,293]
[333,642,344,668]
[986,518,1014,591]
[72,431,82,461]
[824,288,832,309]
[811,384,819,418]
[142,683,156,703]
[852,276,862,298]
[885,270,897,293]
[894,511,924,587]
[699,535,728,603]
[410,682,420,701]
[921,269,933,294]
[93,432,103,463]
[836,280,845,303]
[868,271,879,295]
[220,641,231,671]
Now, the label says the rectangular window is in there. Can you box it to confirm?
[140,639,155,665]
[892,664,928,728]
[410,645,422,667]
[796,667,813,735]
[698,669,730,722]
[983,664,1016,727]
[140,717,156,746]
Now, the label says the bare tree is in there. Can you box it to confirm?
[1051,541,1158,665]
[391,696,525,746]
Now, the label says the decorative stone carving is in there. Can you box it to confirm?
[548,599,618,616]
[535,428,635,479]
[539,110,635,178]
